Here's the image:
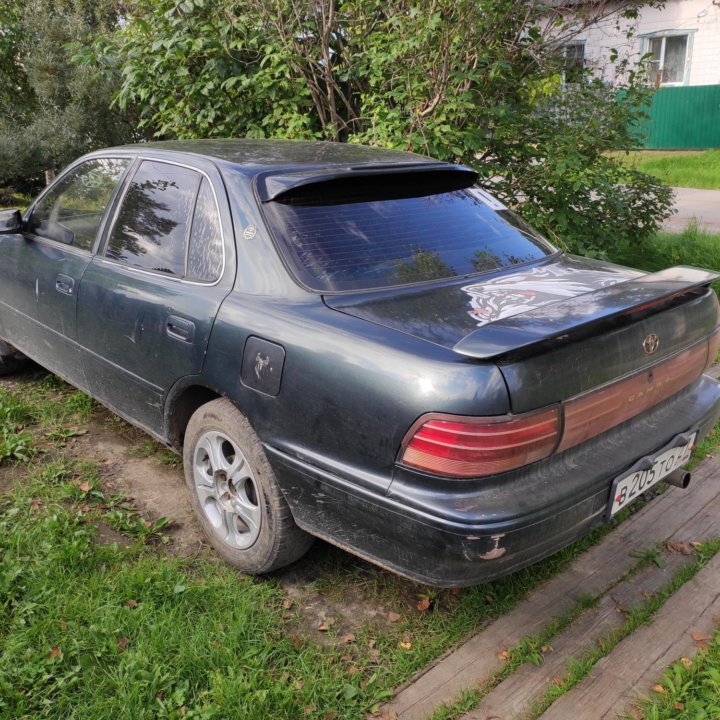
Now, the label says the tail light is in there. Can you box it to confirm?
[401,330,718,479]
[400,407,560,478]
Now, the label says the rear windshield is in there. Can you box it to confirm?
[263,187,556,292]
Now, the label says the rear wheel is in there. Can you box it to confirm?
[0,340,28,376]
[183,398,313,573]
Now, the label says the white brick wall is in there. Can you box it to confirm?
[546,0,720,86]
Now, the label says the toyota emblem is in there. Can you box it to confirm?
[643,333,660,355]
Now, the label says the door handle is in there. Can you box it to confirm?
[166,315,195,343]
[55,274,75,296]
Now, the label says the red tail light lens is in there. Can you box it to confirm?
[400,407,560,478]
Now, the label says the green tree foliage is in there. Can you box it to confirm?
[0,0,140,193]
[93,1,676,256]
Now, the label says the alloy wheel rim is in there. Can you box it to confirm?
[193,431,261,549]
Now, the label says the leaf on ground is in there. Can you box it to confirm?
[552,677,564,687]
[628,704,643,719]
[691,631,710,648]
[540,644,551,654]
[341,633,356,644]
[399,641,412,650]
[690,541,703,548]
[680,656,693,669]
[304,706,316,716]
[651,684,666,694]
[126,599,139,609]
[496,649,510,662]
[674,702,685,710]
[283,598,293,610]
[485,594,494,603]
[347,665,361,675]
[387,611,401,623]
[80,504,90,513]
[76,481,91,492]
[667,541,695,555]
[416,596,431,612]
[30,498,43,510]
[48,645,62,659]
[293,679,304,691]
[117,637,129,650]
[323,712,338,720]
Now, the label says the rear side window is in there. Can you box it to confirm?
[107,161,200,276]
[27,158,129,250]
[187,178,224,282]
[263,187,555,292]
[106,162,224,281]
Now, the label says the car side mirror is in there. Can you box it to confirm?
[0,209,23,234]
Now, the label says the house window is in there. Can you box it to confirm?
[644,33,692,85]
[563,42,586,83]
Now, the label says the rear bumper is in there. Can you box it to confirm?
[268,375,720,587]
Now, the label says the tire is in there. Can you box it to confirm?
[0,340,28,376]
[183,398,313,573]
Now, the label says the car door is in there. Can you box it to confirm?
[76,158,232,435]
[0,158,130,387]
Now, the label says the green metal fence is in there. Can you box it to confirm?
[635,85,720,149]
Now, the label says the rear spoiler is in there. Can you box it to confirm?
[453,266,720,360]
[257,164,478,203]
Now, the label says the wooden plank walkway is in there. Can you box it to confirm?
[537,550,720,720]
[463,552,693,720]
[382,455,720,720]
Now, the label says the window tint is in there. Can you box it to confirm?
[27,158,129,250]
[187,178,223,282]
[107,161,200,276]
[263,187,555,292]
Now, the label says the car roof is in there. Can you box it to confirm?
[105,138,442,178]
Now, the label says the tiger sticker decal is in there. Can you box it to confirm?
[462,263,637,327]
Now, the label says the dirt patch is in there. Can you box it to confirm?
[70,414,205,558]
[0,465,17,494]
[92,519,133,548]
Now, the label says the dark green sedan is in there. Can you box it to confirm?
[1,139,718,586]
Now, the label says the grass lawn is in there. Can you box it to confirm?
[609,223,720,280]
[2,229,720,719]
[0,373,612,720]
[635,637,720,719]
[0,190,32,210]
[612,149,720,190]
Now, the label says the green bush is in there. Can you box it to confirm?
[98,0,671,258]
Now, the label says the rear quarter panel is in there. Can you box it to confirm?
[201,293,510,492]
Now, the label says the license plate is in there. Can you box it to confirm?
[608,431,696,518]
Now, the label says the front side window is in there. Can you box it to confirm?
[263,185,555,292]
[106,161,201,276]
[27,158,130,250]
[645,33,690,85]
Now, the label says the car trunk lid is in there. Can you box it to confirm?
[326,255,719,412]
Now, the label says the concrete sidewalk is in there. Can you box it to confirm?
[663,187,720,233]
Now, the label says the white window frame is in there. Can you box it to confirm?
[640,30,695,87]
